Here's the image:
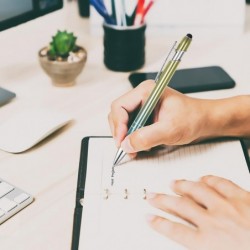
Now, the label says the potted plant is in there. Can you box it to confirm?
[39,30,87,87]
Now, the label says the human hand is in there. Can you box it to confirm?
[146,175,250,250]
[108,80,212,155]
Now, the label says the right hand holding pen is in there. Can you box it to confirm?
[108,80,211,155]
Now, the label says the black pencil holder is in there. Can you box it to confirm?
[103,23,146,72]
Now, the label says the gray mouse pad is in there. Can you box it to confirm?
[0,87,16,107]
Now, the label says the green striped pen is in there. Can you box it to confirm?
[113,34,193,167]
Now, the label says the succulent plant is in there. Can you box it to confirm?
[48,30,77,60]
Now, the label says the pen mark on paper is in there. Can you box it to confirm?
[111,165,115,186]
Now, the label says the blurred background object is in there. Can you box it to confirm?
[84,0,246,35]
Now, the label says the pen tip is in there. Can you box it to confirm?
[186,33,192,39]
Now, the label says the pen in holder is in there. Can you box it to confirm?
[103,23,147,72]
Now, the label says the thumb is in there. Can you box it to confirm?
[121,123,165,153]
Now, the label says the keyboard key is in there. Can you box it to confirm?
[0,182,14,198]
[0,197,17,212]
[0,209,5,217]
[0,178,34,225]
[14,193,30,204]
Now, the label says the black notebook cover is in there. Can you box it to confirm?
[71,136,111,250]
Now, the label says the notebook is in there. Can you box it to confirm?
[72,136,250,250]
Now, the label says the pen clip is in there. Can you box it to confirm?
[155,41,177,83]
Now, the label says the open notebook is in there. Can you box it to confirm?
[72,136,250,250]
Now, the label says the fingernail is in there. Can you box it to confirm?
[145,214,156,223]
[128,153,136,159]
[202,175,213,180]
[147,193,157,200]
[121,137,134,153]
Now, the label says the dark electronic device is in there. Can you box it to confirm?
[0,0,63,105]
[129,66,235,93]
[0,0,63,31]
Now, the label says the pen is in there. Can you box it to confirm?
[90,0,115,24]
[126,4,137,26]
[110,0,117,25]
[121,0,127,26]
[133,0,145,25]
[141,0,155,24]
[113,34,193,166]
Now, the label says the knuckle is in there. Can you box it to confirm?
[189,182,208,197]
[167,222,182,236]
[202,175,212,182]
[133,131,149,150]
[110,99,118,110]
[192,181,206,190]
[171,197,186,208]
[154,125,166,145]
[162,126,186,145]
[208,175,222,184]
[139,81,155,98]
[176,180,197,192]
[213,178,227,189]
[152,216,169,232]
[176,180,208,199]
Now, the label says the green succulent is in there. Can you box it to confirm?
[48,30,77,60]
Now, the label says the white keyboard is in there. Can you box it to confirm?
[0,178,34,224]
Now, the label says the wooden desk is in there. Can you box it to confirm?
[0,2,250,249]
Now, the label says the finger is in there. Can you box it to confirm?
[147,193,207,226]
[121,122,166,153]
[172,180,229,210]
[128,152,137,159]
[146,214,198,248]
[108,112,115,137]
[201,175,250,200]
[109,106,129,145]
[110,81,154,145]
[108,112,127,147]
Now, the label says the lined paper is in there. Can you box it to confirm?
[79,138,250,250]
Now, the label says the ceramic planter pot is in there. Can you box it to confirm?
[38,46,87,87]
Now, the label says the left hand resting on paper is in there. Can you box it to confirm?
[146,175,250,250]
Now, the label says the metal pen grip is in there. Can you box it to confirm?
[127,59,180,135]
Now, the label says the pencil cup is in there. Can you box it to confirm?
[103,23,146,72]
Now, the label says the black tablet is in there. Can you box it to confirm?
[129,66,235,93]
[0,0,63,31]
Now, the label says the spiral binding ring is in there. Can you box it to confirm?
[103,189,109,199]
[124,189,128,199]
[80,198,84,206]
[102,188,147,199]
